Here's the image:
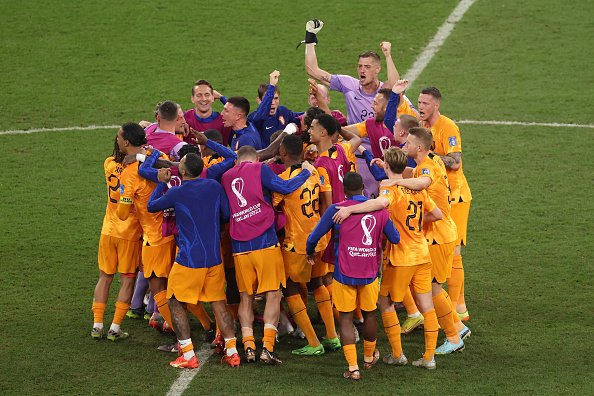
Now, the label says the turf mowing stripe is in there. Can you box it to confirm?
[404,0,478,87]
[0,125,119,135]
[165,344,214,396]
[455,120,594,128]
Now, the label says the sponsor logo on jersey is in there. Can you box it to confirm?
[449,136,458,147]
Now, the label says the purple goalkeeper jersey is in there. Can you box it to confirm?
[329,74,383,125]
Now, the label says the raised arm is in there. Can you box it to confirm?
[380,42,399,90]
[309,79,331,114]
[339,126,362,152]
[305,44,332,86]
[392,175,432,191]
[384,79,408,132]
[256,123,298,161]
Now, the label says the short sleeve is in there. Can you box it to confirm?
[379,188,395,207]
[440,122,462,155]
[316,166,332,193]
[356,122,368,138]
[119,166,137,204]
[329,75,359,94]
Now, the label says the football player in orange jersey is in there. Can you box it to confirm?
[92,129,143,341]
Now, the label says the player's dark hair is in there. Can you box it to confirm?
[409,127,433,151]
[420,87,442,101]
[158,100,179,122]
[203,129,223,144]
[257,83,280,100]
[236,145,258,161]
[192,79,213,96]
[281,134,303,158]
[313,113,337,136]
[343,172,363,192]
[383,147,408,174]
[178,144,201,159]
[398,114,420,131]
[183,153,204,178]
[269,130,284,145]
[112,132,125,163]
[359,50,381,63]
[226,96,250,117]
[302,107,325,144]
[378,88,392,102]
[121,122,147,147]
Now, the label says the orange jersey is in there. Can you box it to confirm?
[413,154,458,244]
[335,141,357,172]
[380,185,436,267]
[202,154,225,169]
[101,157,142,241]
[273,166,327,254]
[397,97,419,117]
[424,115,472,202]
[119,152,175,247]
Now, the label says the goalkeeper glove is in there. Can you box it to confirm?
[297,19,324,49]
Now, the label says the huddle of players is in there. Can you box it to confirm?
[91,19,473,379]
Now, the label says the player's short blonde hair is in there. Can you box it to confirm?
[409,127,433,151]
[383,147,408,174]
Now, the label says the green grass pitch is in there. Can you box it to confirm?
[1,0,592,394]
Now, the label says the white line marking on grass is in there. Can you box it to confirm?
[404,0,478,87]
[165,344,214,396]
[0,125,119,135]
[455,120,594,128]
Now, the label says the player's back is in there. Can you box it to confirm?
[120,158,174,246]
[380,185,434,266]
[414,153,457,244]
[101,157,142,240]
[274,165,326,254]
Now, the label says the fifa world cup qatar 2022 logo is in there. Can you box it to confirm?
[379,136,392,156]
[231,177,248,208]
[361,214,377,246]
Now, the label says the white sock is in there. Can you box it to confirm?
[94,323,103,330]
[408,311,421,318]
[109,323,120,333]
[179,338,195,360]
[224,338,238,355]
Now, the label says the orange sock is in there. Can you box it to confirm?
[187,303,214,330]
[92,302,106,324]
[241,327,255,350]
[227,304,239,321]
[422,309,438,361]
[112,301,129,326]
[403,287,419,315]
[299,283,309,306]
[381,311,402,358]
[286,295,320,347]
[154,290,174,329]
[342,343,358,369]
[363,339,377,362]
[442,289,462,324]
[313,286,337,339]
[263,325,277,352]
[432,290,457,339]
[325,283,341,321]
[447,255,464,309]
[225,338,237,350]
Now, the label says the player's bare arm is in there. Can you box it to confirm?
[437,152,461,171]
[339,127,361,153]
[381,42,399,90]
[256,123,298,161]
[309,78,331,114]
[319,191,333,216]
[305,44,332,85]
[332,197,389,224]
[391,176,432,190]
[423,206,443,223]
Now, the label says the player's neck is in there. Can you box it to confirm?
[158,122,176,134]
[361,79,380,95]
[427,112,441,128]
[126,146,145,156]
[317,139,333,154]
[414,151,428,165]
[283,158,301,169]
[195,107,213,119]
[386,169,403,180]
[232,120,247,131]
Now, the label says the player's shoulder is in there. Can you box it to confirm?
[437,115,459,131]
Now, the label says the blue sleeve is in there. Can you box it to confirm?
[147,182,175,213]
[261,164,310,195]
[220,96,227,105]
[219,185,230,223]
[383,92,401,132]
[206,139,236,159]
[138,149,162,183]
[206,157,235,182]
[248,85,276,127]
[361,149,387,181]
[383,218,400,245]
[306,205,337,255]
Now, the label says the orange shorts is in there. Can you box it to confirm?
[327,263,335,273]
[221,225,234,269]
[380,262,432,302]
[233,245,286,295]
[332,278,379,313]
[428,241,456,284]
[283,250,328,282]
[142,239,176,278]
[167,262,226,304]
[311,253,328,279]
[451,201,470,246]
[97,234,142,275]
